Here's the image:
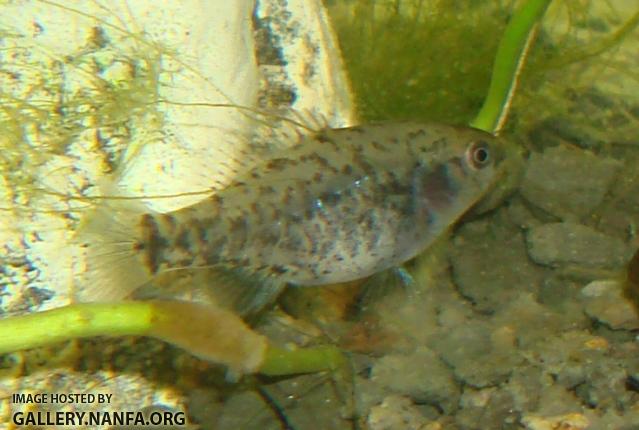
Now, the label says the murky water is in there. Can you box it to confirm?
[1,1,638,429]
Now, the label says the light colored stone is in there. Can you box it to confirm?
[581,280,639,330]
[522,412,589,430]
[371,347,459,413]
[526,222,630,269]
[521,145,621,220]
[368,395,431,430]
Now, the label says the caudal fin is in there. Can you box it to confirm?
[74,199,153,303]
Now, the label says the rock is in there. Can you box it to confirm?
[505,366,544,412]
[432,322,519,388]
[456,388,519,430]
[520,145,622,220]
[581,280,639,330]
[371,347,460,414]
[506,196,543,229]
[521,412,590,430]
[572,360,628,410]
[213,391,272,430]
[367,395,433,430]
[522,328,638,415]
[450,213,544,313]
[526,222,630,269]
[493,294,588,349]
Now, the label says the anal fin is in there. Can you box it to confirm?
[202,267,287,318]
[348,266,414,317]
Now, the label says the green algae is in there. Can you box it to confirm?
[326,0,639,145]
[326,0,508,125]
[0,8,168,218]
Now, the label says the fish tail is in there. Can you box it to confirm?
[73,190,154,303]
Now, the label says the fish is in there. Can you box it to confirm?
[75,121,515,313]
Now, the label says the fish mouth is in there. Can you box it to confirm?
[470,139,526,215]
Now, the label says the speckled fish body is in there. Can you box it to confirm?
[133,122,506,288]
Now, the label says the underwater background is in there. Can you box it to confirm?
[0,0,638,429]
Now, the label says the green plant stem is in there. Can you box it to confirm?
[0,302,155,354]
[0,301,343,377]
[260,344,346,376]
[470,0,552,134]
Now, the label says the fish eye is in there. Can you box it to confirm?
[467,140,491,169]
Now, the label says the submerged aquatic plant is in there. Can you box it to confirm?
[326,0,510,125]
[328,0,639,144]
[0,20,166,210]
[0,300,345,377]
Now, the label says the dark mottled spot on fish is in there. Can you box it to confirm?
[212,234,227,249]
[256,224,279,247]
[449,156,465,173]
[407,128,428,140]
[347,234,359,259]
[139,214,167,274]
[319,237,334,257]
[266,158,295,171]
[238,257,250,267]
[416,163,458,210]
[270,207,282,222]
[282,186,294,206]
[304,227,319,254]
[320,190,341,207]
[371,140,387,151]
[307,261,319,276]
[250,202,261,220]
[304,206,314,220]
[352,155,375,175]
[175,229,191,251]
[212,194,223,204]
[161,214,177,234]
[315,132,339,150]
[342,164,353,175]
[287,212,303,224]
[359,208,376,231]
[387,195,408,213]
[313,171,323,183]
[259,185,276,195]
[430,137,448,153]
[315,131,330,143]
[204,236,226,264]
[191,217,214,244]
[282,225,305,251]
[383,171,411,196]
[367,229,381,252]
[306,152,330,169]
[227,257,250,268]
[229,216,247,233]
[271,265,288,275]
[227,216,248,253]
